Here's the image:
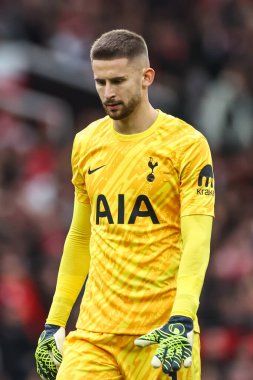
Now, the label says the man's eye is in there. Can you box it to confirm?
[112,79,124,84]
[96,80,105,86]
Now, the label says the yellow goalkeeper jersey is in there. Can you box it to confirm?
[72,110,215,334]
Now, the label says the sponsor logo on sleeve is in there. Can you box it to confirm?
[197,164,214,196]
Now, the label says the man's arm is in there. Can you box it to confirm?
[135,214,213,374]
[35,195,91,380]
[171,214,213,319]
[47,195,91,326]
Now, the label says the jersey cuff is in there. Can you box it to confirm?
[170,294,199,320]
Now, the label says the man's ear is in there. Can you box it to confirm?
[142,67,155,88]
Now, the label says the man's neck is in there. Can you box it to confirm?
[113,104,158,135]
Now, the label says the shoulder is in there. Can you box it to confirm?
[75,115,111,145]
[158,111,205,142]
[158,111,210,152]
[156,112,211,170]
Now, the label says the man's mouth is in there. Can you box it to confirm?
[104,102,122,110]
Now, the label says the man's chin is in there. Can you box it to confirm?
[105,109,125,120]
[108,113,124,120]
[103,105,133,120]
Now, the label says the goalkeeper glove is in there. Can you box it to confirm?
[134,316,193,374]
[35,324,65,380]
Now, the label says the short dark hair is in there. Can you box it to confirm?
[90,29,149,62]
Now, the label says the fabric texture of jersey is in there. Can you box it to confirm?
[72,110,215,334]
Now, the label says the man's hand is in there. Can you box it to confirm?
[35,324,65,380]
[134,316,193,375]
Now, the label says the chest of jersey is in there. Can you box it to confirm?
[82,136,180,226]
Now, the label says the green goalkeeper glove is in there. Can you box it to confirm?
[35,324,65,380]
[134,316,193,375]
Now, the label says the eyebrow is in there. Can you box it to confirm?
[94,76,127,81]
[94,76,128,85]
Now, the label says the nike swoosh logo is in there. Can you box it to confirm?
[88,165,106,175]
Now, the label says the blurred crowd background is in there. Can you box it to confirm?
[0,0,253,379]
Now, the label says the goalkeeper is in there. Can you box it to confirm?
[35,29,215,380]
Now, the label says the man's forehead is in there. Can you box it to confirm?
[92,58,130,75]
[92,57,145,77]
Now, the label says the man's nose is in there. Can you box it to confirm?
[104,83,115,99]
